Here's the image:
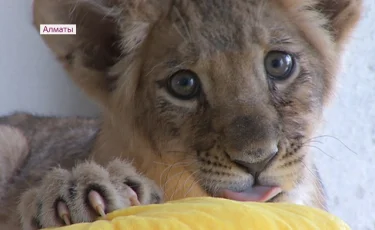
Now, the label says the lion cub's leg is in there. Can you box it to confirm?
[0,125,29,197]
[18,160,162,230]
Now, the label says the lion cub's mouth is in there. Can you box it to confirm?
[220,186,282,202]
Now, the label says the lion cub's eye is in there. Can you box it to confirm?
[264,51,295,80]
[167,69,200,100]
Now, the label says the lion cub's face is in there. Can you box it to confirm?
[131,2,329,204]
[34,0,361,208]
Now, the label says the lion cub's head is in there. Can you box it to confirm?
[34,0,361,209]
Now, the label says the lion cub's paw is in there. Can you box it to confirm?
[18,160,162,230]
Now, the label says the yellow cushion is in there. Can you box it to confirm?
[44,197,350,230]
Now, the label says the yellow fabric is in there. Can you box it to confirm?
[45,197,350,230]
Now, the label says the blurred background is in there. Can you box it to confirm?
[0,1,374,229]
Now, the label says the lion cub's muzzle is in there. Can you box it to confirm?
[223,115,279,177]
[218,115,282,202]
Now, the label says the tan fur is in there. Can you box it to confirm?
[0,0,362,229]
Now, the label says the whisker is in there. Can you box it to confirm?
[169,169,201,199]
[172,23,188,43]
[300,163,326,208]
[182,169,201,191]
[169,170,187,200]
[158,160,197,191]
[164,160,196,177]
[163,170,185,193]
[153,161,192,166]
[144,62,165,78]
[159,163,175,190]
[184,177,205,198]
[307,135,358,155]
[302,139,323,145]
[172,6,192,42]
[164,150,192,154]
[303,144,337,160]
[301,161,315,180]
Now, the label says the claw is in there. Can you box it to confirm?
[95,205,106,217]
[88,190,106,217]
[57,201,71,225]
[62,214,71,226]
[130,196,141,206]
[127,187,141,206]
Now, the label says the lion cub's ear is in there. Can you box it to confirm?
[33,0,161,107]
[316,0,363,48]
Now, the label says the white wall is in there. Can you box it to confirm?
[0,0,99,116]
[1,1,374,229]
[315,1,375,229]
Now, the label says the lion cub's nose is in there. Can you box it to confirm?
[233,152,277,177]
[224,115,279,176]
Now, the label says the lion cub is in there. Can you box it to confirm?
[0,0,361,229]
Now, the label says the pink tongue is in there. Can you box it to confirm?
[222,186,282,202]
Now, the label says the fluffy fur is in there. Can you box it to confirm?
[0,0,362,229]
